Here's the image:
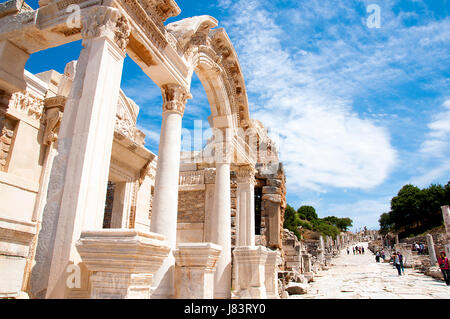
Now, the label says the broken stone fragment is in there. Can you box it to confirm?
[285,282,309,295]
[262,193,281,203]
[262,186,281,194]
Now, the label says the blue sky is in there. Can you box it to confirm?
[24,0,450,231]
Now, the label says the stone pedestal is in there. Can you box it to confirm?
[76,229,170,299]
[174,243,222,299]
[0,217,36,298]
[233,246,268,299]
[264,249,281,299]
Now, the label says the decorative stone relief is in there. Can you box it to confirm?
[120,0,170,50]
[161,84,191,116]
[0,114,16,171]
[81,6,131,53]
[236,165,256,185]
[166,16,217,57]
[179,170,204,186]
[203,168,216,184]
[43,96,66,145]
[115,100,134,139]
[8,92,44,122]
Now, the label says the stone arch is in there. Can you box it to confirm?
[166,16,251,131]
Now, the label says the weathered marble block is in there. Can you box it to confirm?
[0,216,36,298]
[76,229,170,299]
[265,249,281,299]
[233,246,268,299]
[173,242,222,299]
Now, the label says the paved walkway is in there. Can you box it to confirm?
[290,242,450,299]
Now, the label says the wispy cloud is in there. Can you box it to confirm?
[220,0,399,192]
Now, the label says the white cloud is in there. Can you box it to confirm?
[411,99,450,186]
[222,0,398,192]
[137,125,160,144]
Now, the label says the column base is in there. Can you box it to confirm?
[0,217,36,298]
[265,249,281,299]
[76,229,170,299]
[174,242,222,299]
[233,246,268,299]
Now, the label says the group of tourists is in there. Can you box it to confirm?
[391,251,405,276]
[413,242,426,255]
[352,246,364,254]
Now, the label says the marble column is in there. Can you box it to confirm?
[211,135,232,298]
[150,83,191,298]
[441,206,450,256]
[236,164,256,247]
[426,234,437,266]
[31,6,131,299]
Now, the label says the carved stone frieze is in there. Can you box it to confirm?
[203,168,216,184]
[81,6,131,53]
[166,16,217,58]
[161,84,191,116]
[120,0,169,50]
[8,91,44,122]
[179,170,204,186]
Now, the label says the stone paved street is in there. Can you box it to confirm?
[290,242,450,299]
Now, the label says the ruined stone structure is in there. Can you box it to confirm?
[0,0,284,299]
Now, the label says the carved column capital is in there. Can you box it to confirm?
[81,6,131,53]
[43,96,66,145]
[236,164,256,185]
[161,84,192,116]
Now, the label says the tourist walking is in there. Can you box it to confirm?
[376,251,380,262]
[347,248,350,255]
[437,251,450,286]
[381,250,385,261]
[419,243,424,255]
[393,252,402,275]
[362,247,365,255]
[353,247,355,255]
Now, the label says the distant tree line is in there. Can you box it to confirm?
[284,204,353,240]
[379,182,450,238]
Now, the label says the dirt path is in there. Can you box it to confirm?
[290,242,450,299]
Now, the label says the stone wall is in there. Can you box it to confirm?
[177,190,205,223]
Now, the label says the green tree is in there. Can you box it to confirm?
[297,206,318,221]
[418,184,445,232]
[390,184,421,235]
[283,204,301,240]
[322,216,353,231]
[378,212,393,235]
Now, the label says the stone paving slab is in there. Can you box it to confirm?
[289,242,450,299]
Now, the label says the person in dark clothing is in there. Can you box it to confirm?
[392,252,402,275]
